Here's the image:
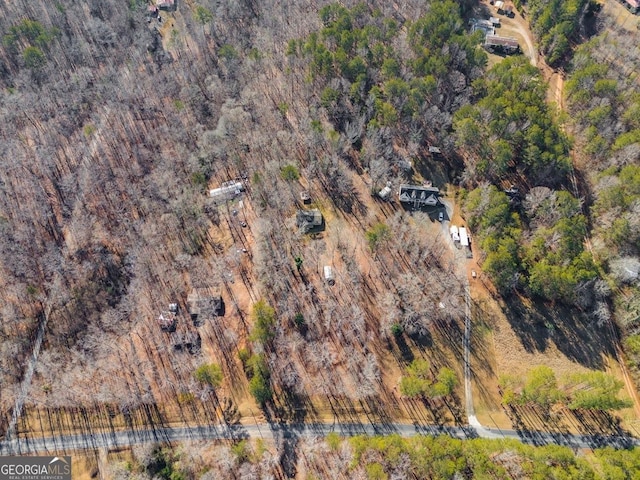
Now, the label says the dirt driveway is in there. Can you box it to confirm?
[476,0,538,66]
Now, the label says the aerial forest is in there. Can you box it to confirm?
[0,0,639,475]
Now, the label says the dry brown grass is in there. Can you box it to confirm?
[468,247,640,433]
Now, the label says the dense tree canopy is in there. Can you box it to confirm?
[454,57,571,187]
[465,182,597,303]
[516,0,588,66]
[501,366,631,411]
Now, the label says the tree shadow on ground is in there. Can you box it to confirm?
[407,330,433,350]
[278,434,299,479]
[503,402,635,448]
[391,333,415,364]
[271,389,318,425]
[502,295,613,369]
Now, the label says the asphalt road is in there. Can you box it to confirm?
[1,421,637,456]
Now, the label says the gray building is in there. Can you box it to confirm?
[296,209,323,233]
[398,185,441,209]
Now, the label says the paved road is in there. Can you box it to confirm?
[1,421,637,455]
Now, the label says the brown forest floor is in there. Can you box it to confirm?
[7,0,640,446]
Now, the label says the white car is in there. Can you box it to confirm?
[438,211,444,222]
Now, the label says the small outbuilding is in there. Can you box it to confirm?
[459,227,469,247]
[156,0,176,11]
[324,266,335,286]
[378,182,392,201]
[450,225,460,242]
[296,209,323,233]
[158,312,177,332]
[187,287,223,322]
[624,0,640,13]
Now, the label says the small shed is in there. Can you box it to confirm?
[624,0,640,13]
[158,312,177,332]
[156,0,175,11]
[324,266,335,286]
[300,191,311,204]
[296,209,323,233]
[495,0,505,11]
[378,182,392,201]
[187,287,223,321]
[490,16,500,26]
[450,225,460,242]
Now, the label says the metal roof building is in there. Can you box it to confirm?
[398,185,441,209]
[459,227,469,247]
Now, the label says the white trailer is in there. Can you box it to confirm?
[450,225,460,242]
[209,181,244,200]
[323,266,335,286]
[459,227,469,247]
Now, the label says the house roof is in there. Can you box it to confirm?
[625,0,640,7]
[158,312,175,326]
[459,227,469,247]
[475,19,494,28]
[187,287,222,316]
[398,185,440,207]
[296,209,323,228]
[156,0,175,6]
[485,35,519,48]
[209,181,244,199]
[378,185,392,198]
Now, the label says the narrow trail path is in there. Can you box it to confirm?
[5,305,50,442]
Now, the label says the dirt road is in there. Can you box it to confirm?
[509,13,538,66]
